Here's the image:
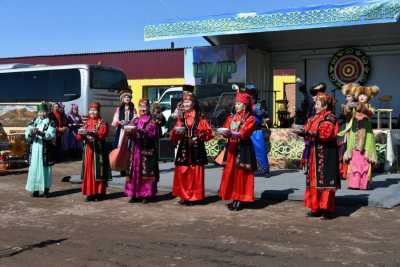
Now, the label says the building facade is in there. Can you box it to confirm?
[0,48,185,107]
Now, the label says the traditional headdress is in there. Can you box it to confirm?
[341,83,359,96]
[89,102,101,111]
[233,84,252,107]
[310,82,327,96]
[119,87,132,101]
[71,103,79,111]
[37,101,48,112]
[182,85,195,101]
[139,99,150,108]
[354,85,380,100]
[315,93,334,109]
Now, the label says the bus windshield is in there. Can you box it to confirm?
[90,67,128,90]
[0,68,81,102]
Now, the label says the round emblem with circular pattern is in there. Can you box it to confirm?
[328,48,370,89]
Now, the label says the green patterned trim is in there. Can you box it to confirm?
[145,1,400,40]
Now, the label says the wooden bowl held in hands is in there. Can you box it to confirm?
[78,128,87,135]
[174,126,185,134]
[124,125,137,130]
[216,127,230,135]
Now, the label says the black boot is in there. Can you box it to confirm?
[178,199,187,205]
[320,210,335,220]
[32,191,39,198]
[234,201,243,211]
[306,210,322,217]
[85,196,95,202]
[95,194,105,202]
[227,201,236,211]
[129,197,139,203]
[43,188,50,198]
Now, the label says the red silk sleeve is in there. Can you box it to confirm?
[75,122,87,141]
[197,118,213,141]
[96,122,109,141]
[239,115,256,140]
[170,119,183,143]
[223,116,232,129]
[318,121,336,141]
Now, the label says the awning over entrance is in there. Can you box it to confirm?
[145,0,400,49]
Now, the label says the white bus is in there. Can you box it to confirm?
[0,64,128,158]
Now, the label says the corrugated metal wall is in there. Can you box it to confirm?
[0,49,184,80]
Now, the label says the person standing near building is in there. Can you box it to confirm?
[112,87,136,176]
[298,93,340,219]
[219,85,257,211]
[301,82,328,168]
[65,104,83,159]
[171,85,213,205]
[343,85,379,190]
[337,83,358,180]
[151,102,166,138]
[25,102,56,198]
[76,102,111,202]
[125,99,159,203]
[48,102,68,162]
[246,84,270,176]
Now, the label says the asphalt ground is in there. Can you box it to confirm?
[1,161,400,267]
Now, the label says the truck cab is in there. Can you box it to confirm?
[156,87,183,122]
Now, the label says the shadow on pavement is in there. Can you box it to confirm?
[49,188,81,198]
[196,195,220,205]
[0,238,68,258]
[369,178,400,189]
[104,191,125,200]
[260,188,298,203]
[151,193,176,203]
[336,194,370,207]
[334,205,364,218]
[0,170,28,177]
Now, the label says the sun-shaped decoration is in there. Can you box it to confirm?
[328,48,370,89]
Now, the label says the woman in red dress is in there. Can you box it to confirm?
[219,86,257,211]
[171,86,213,205]
[300,93,340,219]
[76,102,111,202]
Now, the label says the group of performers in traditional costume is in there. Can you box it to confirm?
[24,84,260,212]
[24,80,379,217]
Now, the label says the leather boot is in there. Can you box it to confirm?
[43,188,50,198]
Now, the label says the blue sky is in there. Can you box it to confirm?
[0,0,355,57]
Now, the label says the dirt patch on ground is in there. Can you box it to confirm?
[0,161,399,267]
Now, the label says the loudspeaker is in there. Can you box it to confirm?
[159,138,175,161]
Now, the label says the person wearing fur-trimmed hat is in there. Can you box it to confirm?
[112,87,137,148]
[25,102,56,198]
[337,83,359,180]
[218,85,257,211]
[171,86,213,205]
[111,87,137,176]
[342,85,379,190]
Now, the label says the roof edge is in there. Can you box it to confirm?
[0,47,186,60]
[145,0,400,41]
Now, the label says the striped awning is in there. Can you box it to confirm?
[144,0,400,41]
